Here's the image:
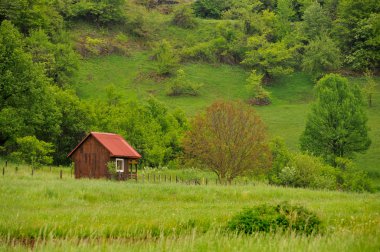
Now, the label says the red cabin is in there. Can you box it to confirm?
[67,132,141,179]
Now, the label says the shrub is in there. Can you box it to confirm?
[172,5,197,29]
[245,70,271,105]
[112,33,129,55]
[268,151,372,192]
[10,136,54,168]
[335,158,373,192]
[166,69,202,96]
[268,138,292,185]
[106,161,117,179]
[181,38,227,63]
[152,40,179,76]
[124,2,152,38]
[83,36,109,56]
[78,35,130,57]
[227,203,321,235]
[269,152,337,190]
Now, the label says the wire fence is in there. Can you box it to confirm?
[1,162,255,186]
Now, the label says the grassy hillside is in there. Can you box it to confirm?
[0,166,379,251]
[73,54,380,182]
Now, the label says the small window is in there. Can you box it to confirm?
[115,158,124,172]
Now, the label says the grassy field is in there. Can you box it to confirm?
[0,164,379,251]
[73,54,380,182]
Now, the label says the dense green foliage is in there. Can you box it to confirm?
[227,203,321,235]
[0,21,61,150]
[62,0,126,24]
[10,136,54,167]
[0,20,90,165]
[269,138,373,192]
[300,74,371,165]
[93,98,188,167]
[193,0,231,19]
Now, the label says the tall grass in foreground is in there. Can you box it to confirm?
[1,226,379,252]
[0,165,379,251]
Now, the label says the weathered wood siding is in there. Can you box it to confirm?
[71,135,110,178]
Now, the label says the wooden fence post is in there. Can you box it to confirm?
[15,166,18,173]
[31,168,34,176]
[60,170,62,179]
[169,175,172,183]
[2,167,4,176]
[206,178,208,186]
[176,175,178,183]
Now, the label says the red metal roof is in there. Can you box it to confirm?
[67,132,141,158]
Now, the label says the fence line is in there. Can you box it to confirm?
[1,164,254,186]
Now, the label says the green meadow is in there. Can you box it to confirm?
[0,164,379,251]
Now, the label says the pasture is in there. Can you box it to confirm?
[0,164,379,251]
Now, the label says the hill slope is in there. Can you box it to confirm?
[73,53,380,181]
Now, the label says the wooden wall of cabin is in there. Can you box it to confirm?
[71,135,110,178]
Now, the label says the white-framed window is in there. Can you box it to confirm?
[115,158,124,172]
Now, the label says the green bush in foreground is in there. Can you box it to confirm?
[227,203,321,235]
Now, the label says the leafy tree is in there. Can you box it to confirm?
[52,87,93,165]
[302,1,331,39]
[300,74,371,166]
[193,0,232,19]
[0,21,61,148]
[245,69,271,105]
[242,9,277,37]
[63,0,126,25]
[93,98,188,167]
[242,36,295,79]
[10,136,54,167]
[25,29,79,88]
[183,101,271,183]
[0,0,64,35]
[275,0,295,38]
[302,34,342,78]
[152,40,179,76]
[333,0,379,70]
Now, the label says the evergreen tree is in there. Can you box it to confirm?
[300,74,371,166]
